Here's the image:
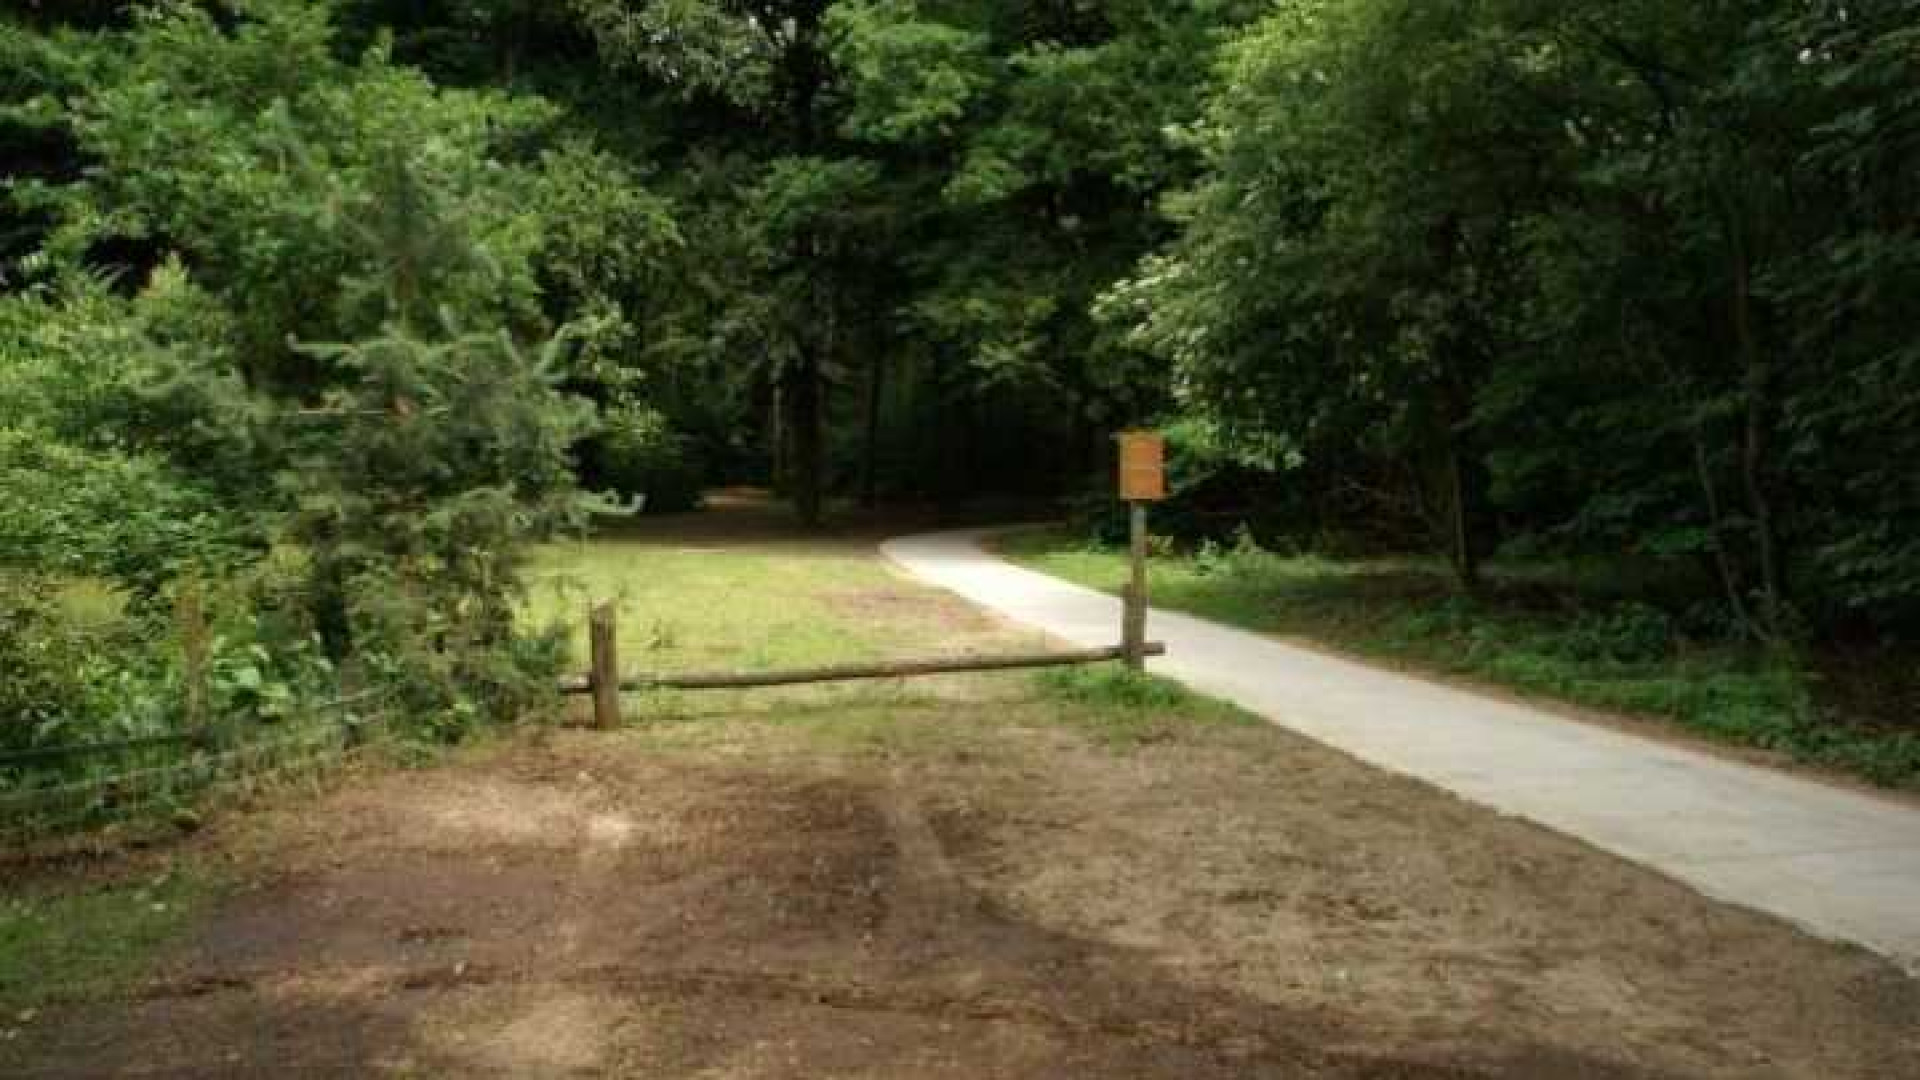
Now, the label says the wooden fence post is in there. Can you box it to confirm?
[176,577,212,741]
[1123,501,1150,671]
[589,603,622,730]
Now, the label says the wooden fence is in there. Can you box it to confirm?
[559,603,1167,730]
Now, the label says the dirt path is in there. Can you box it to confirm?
[5,504,1916,1078]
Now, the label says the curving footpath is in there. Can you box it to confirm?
[883,529,1920,972]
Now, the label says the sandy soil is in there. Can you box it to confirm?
[5,503,1916,1079]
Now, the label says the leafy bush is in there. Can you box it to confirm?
[1549,604,1677,665]
[0,427,249,596]
[0,575,193,783]
[592,403,706,514]
[0,573,105,755]
[0,0,658,793]
[0,565,339,766]
[199,578,339,730]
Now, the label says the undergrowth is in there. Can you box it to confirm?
[1039,666,1258,749]
[1002,528,1920,789]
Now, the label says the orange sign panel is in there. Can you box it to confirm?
[1118,431,1167,502]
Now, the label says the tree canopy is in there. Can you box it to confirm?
[1110,0,1920,636]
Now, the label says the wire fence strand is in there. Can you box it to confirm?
[1,690,396,848]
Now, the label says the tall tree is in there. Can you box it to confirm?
[1111,0,1920,633]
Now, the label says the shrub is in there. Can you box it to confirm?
[287,319,596,739]
[0,573,102,755]
[0,566,343,765]
[0,426,252,597]
[592,403,706,514]
[1551,604,1677,664]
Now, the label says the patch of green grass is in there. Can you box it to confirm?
[630,696,988,757]
[525,540,882,675]
[1040,666,1192,709]
[0,866,216,1016]
[1000,527,1920,790]
[1037,666,1261,749]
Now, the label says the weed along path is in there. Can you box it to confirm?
[6,507,1918,1078]
[883,529,1920,972]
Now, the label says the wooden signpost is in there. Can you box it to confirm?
[1117,431,1167,670]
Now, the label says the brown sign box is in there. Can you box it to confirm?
[1117,431,1167,502]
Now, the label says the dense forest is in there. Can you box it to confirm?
[3,2,1916,774]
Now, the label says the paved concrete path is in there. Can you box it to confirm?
[883,529,1920,971]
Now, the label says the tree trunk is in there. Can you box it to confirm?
[1444,435,1485,593]
[500,30,520,86]
[782,2,830,528]
[1725,208,1785,638]
[787,357,825,528]
[860,354,884,508]
[769,383,786,495]
[1740,365,1783,633]
[939,382,973,508]
[1435,372,1490,593]
[1690,419,1755,636]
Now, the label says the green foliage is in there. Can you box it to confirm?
[0,429,236,592]
[37,0,558,369]
[2,0,635,757]
[0,573,110,755]
[1039,665,1256,749]
[826,1,989,143]
[1548,606,1679,667]
[592,402,705,513]
[530,142,681,329]
[0,269,265,591]
[285,314,594,727]
[0,562,338,772]
[572,0,780,107]
[557,0,1271,512]
[1102,0,1920,634]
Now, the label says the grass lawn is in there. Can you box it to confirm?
[998,526,1920,791]
[526,532,885,674]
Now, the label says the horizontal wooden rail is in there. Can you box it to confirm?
[559,643,1167,696]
